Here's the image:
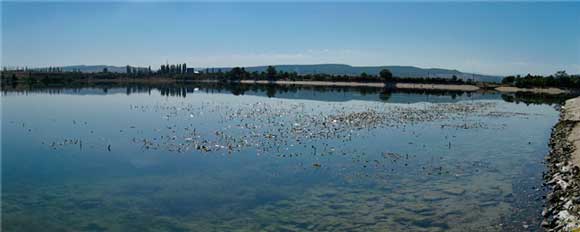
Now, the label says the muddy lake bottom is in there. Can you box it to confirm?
[1,84,561,231]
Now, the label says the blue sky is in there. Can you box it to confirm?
[2,2,579,75]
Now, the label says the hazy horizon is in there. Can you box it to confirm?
[2,2,579,76]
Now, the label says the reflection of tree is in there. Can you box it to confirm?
[501,92,571,105]
[7,81,567,106]
[379,89,392,102]
[501,94,515,103]
[266,84,277,98]
[359,87,378,96]
[230,85,245,96]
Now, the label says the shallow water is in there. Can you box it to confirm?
[2,85,559,231]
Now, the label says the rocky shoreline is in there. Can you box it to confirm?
[544,97,580,231]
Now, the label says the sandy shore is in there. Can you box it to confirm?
[239,80,480,91]
[495,86,569,94]
[544,96,580,231]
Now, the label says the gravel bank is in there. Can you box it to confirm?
[239,80,480,91]
[496,86,569,94]
[544,97,580,231]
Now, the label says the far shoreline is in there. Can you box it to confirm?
[3,76,577,95]
[238,80,481,91]
[81,78,579,94]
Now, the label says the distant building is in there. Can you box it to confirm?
[186,68,195,74]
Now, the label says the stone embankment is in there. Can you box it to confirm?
[544,97,580,231]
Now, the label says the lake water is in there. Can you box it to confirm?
[1,84,561,231]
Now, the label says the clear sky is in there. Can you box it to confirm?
[2,2,579,75]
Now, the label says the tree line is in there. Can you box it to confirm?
[189,66,468,84]
[1,64,473,86]
[126,65,152,75]
[159,63,191,74]
[502,71,580,88]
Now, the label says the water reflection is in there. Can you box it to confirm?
[1,82,563,231]
[2,82,574,105]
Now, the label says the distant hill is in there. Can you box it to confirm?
[47,65,148,73]
[210,64,503,83]
[60,65,127,73]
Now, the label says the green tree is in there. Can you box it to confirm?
[266,66,277,81]
[379,69,393,82]
[502,76,515,85]
[229,67,247,81]
[555,70,568,78]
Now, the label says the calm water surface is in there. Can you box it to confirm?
[2,85,559,231]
